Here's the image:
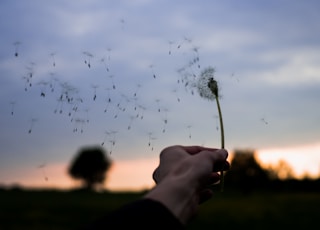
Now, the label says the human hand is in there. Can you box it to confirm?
[145,145,229,225]
[153,145,229,198]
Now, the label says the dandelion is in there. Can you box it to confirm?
[197,66,225,192]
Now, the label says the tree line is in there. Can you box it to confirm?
[68,146,320,193]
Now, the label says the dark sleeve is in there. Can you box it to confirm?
[80,198,185,230]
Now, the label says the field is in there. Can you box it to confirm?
[0,188,318,230]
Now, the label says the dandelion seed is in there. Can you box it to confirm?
[48,73,58,92]
[38,163,48,181]
[101,48,112,71]
[28,118,38,134]
[104,99,111,113]
[137,105,146,119]
[84,108,90,123]
[149,64,156,79]
[101,130,111,146]
[133,83,141,97]
[127,115,136,130]
[186,125,192,139]
[100,57,109,72]
[155,99,161,112]
[13,41,21,57]
[106,48,112,60]
[120,18,125,30]
[261,117,268,125]
[37,80,49,97]
[147,132,157,151]
[102,130,117,154]
[50,52,56,67]
[105,87,112,103]
[168,40,174,55]
[91,84,99,101]
[214,115,219,131]
[132,97,138,111]
[230,72,239,82]
[10,101,16,115]
[190,46,201,69]
[67,103,74,117]
[160,108,169,133]
[150,137,157,151]
[108,75,116,89]
[172,89,180,102]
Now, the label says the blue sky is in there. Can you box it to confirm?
[1,0,320,189]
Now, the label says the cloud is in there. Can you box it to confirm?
[251,47,320,85]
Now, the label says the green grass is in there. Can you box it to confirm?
[0,188,318,230]
[188,190,319,229]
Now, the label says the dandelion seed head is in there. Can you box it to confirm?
[197,66,218,100]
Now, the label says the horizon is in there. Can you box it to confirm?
[1,143,319,192]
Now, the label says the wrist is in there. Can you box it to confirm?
[144,176,199,225]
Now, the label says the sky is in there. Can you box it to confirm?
[0,0,320,191]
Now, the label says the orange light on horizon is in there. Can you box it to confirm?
[106,157,158,191]
[1,143,319,191]
[256,143,320,179]
[0,157,159,192]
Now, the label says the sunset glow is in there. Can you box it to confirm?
[256,143,320,179]
[1,143,319,192]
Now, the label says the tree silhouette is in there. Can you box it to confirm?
[68,146,112,191]
[225,149,269,194]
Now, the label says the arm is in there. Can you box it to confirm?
[81,145,229,229]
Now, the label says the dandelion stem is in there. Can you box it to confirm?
[202,69,226,192]
[215,96,225,192]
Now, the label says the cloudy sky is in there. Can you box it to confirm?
[1,0,319,191]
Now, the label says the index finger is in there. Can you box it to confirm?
[180,145,219,155]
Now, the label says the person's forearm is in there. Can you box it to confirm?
[144,176,198,225]
[80,198,184,230]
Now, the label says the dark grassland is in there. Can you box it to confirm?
[0,188,319,230]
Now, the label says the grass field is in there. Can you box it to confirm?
[0,188,318,230]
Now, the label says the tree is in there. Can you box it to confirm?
[68,146,112,191]
[225,149,270,194]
